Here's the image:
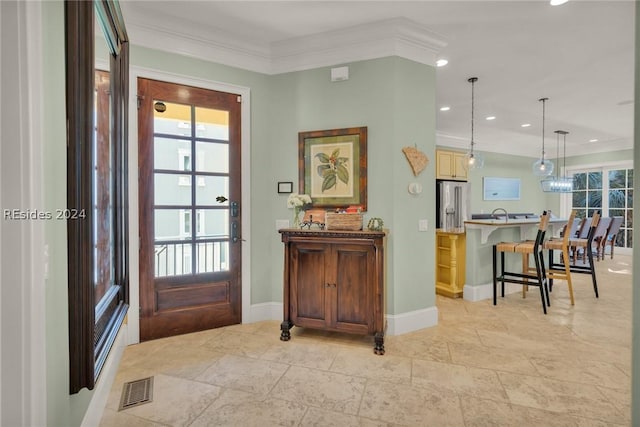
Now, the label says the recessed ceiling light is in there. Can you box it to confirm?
[485,116,496,121]
[589,139,599,143]
[440,106,451,111]
[436,59,448,67]
[521,123,531,128]
[550,0,568,5]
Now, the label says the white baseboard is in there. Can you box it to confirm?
[248,302,283,323]
[385,306,438,336]
[81,324,128,427]
[463,282,523,302]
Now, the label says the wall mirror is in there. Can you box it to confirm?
[65,0,129,393]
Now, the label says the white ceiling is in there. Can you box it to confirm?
[121,0,635,159]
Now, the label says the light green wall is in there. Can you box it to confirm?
[632,1,639,423]
[268,57,436,314]
[42,2,93,426]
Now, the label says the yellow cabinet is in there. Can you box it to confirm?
[436,150,468,180]
[435,230,466,298]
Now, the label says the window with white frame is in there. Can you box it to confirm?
[567,162,633,250]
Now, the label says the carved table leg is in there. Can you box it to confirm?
[373,332,385,355]
[280,320,293,341]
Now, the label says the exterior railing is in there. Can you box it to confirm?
[154,240,228,277]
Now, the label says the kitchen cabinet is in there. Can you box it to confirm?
[435,230,466,298]
[436,149,468,180]
[279,229,386,354]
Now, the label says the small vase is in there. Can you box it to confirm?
[292,208,301,228]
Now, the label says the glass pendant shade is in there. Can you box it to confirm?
[466,150,484,169]
[532,158,554,176]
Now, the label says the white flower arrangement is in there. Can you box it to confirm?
[287,193,312,227]
[287,193,312,209]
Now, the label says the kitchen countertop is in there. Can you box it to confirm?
[464,217,568,243]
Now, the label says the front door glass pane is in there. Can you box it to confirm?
[195,141,229,174]
[152,101,233,278]
[154,101,192,137]
[195,107,229,140]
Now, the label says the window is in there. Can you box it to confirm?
[568,164,633,250]
[65,0,129,393]
[571,171,602,220]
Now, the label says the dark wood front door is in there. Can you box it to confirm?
[138,78,242,341]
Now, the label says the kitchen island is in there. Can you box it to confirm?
[462,217,568,301]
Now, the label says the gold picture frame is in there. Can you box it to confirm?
[298,127,367,211]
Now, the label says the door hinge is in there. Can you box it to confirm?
[137,95,144,110]
[237,95,242,103]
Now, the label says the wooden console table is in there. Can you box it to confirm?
[279,228,386,354]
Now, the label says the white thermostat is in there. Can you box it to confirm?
[408,182,422,195]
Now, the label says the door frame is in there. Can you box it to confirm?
[127,66,251,344]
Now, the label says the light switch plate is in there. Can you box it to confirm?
[276,219,289,230]
[418,219,428,231]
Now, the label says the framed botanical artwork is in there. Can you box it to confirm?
[298,127,367,211]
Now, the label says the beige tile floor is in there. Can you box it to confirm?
[101,254,632,426]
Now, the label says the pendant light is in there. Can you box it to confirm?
[465,77,484,169]
[532,97,554,176]
[541,130,573,192]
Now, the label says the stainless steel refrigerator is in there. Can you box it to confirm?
[436,180,471,230]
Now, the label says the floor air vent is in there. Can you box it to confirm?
[118,376,153,411]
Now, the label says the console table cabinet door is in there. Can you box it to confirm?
[290,242,330,329]
[332,244,373,334]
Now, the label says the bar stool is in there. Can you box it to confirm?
[564,211,601,298]
[543,210,577,305]
[493,211,550,314]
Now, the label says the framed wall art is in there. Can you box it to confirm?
[298,127,368,211]
[483,176,521,201]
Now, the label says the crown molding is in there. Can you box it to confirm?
[270,17,447,74]
[125,19,273,74]
[123,11,447,75]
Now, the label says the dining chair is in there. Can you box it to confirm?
[601,216,624,260]
[591,217,611,261]
[571,216,592,265]
[567,217,582,238]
